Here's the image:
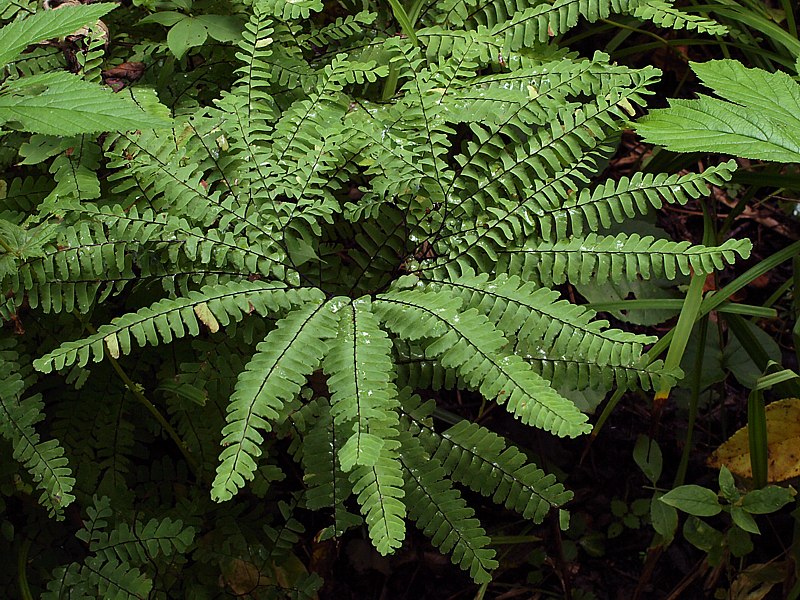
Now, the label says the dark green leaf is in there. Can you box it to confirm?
[167,17,208,59]
[660,485,722,517]
[742,486,795,514]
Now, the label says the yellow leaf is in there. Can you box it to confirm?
[708,398,800,482]
[104,333,120,359]
[193,302,219,333]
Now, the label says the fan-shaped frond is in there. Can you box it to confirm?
[2,0,759,587]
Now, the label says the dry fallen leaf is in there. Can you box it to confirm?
[709,398,800,481]
[220,555,318,598]
[727,561,787,600]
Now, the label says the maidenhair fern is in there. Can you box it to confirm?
[0,0,748,591]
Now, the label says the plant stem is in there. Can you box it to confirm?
[107,351,201,477]
[0,235,15,255]
[17,538,33,600]
[386,0,418,44]
[655,271,706,402]
[77,316,201,479]
[674,316,708,486]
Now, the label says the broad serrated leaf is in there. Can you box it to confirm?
[636,60,800,162]
[0,72,171,134]
[0,3,116,66]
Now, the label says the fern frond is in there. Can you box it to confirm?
[103,128,255,227]
[262,499,326,597]
[75,23,107,82]
[400,431,498,583]
[407,415,572,522]
[349,438,406,554]
[324,297,400,471]
[376,290,591,437]
[42,136,102,207]
[394,338,464,391]
[258,0,323,21]
[43,557,152,600]
[232,11,275,112]
[0,175,52,214]
[490,0,723,50]
[300,11,377,46]
[525,160,737,241]
[442,54,650,129]
[497,233,752,286]
[34,281,313,372]
[450,78,657,221]
[93,517,195,564]
[491,0,641,50]
[75,204,286,278]
[5,225,135,317]
[0,337,75,518]
[0,0,37,22]
[420,269,669,389]
[267,55,386,209]
[2,46,64,82]
[632,0,727,35]
[42,496,173,598]
[212,299,339,501]
[300,401,362,538]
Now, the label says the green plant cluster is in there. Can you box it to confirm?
[0,0,782,595]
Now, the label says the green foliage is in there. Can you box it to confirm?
[0,0,750,592]
[0,4,170,134]
[0,337,75,518]
[43,496,194,598]
[660,466,795,565]
[636,59,800,162]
